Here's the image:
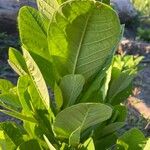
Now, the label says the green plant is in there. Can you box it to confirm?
[0,0,147,149]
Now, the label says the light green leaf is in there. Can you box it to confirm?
[54,83,63,111]
[23,48,50,110]
[0,79,14,94]
[48,0,120,80]
[18,6,50,61]
[54,103,112,140]
[60,74,85,107]
[29,52,56,89]
[144,138,150,150]
[8,47,27,76]
[28,81,46,110]
[84,137,95,150]
[43,135,56,150]
[37,0,59,19]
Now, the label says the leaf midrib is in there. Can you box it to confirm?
[72,13,92,74]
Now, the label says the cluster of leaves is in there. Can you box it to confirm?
[0,0,148,149]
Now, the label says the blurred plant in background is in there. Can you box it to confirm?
[131,0,150,42]
[132,0,150,17]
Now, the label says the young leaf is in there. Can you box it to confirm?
[83,137,95,150]
[8,47,27,76]
[23,48,50,110]
[48,0,120,80]
[60,74,85,107]
[43,135,56,150]
[0,79,14,94]
[37,0,59,19]
[53,103,112,141]
[18,6,50,61]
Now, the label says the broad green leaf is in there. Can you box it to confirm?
[0,79,14,94]
[48,0,120,80]
[72,24,124,103]
[43,135,56,150]
[0,122,25,147]
[37,0,59,19]
[60,74,85,107]
[83,137,95,150]
[116,128,146,150]
[54,103,112,140]
[79,48,115,103]
[8,47,27,76]
[17,139,41,150]
[18,6,50,61]
[54,83,63,111]
[23,48,50,110]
